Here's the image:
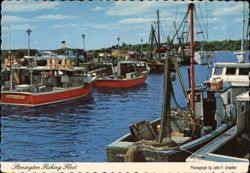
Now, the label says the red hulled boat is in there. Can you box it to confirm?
[1,66,96,106]
[95,61,150,88]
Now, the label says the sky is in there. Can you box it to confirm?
[1,0,249,51]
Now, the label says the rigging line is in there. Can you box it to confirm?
[198,3,209,42]
[194,7,206,42]
[175,2,179,25]
[171,10,189,43]
[181,19,187,42]
[171,1,179,41]
[160,23,167,43]
[171,80,186,110]
[205,0,209,42]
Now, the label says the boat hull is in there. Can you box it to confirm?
[106,119,228,162]
[1,84,93,107]
[95,73,148,88]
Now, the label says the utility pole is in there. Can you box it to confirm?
[26,28,31,67]
[140,38,143,60]
[117,37,120,53]
[82,34,85,50]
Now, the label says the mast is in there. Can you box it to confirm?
[158,57,172,143]
[189,3,195,117]
[157,10,161,61]
[8,25,13,90]
[241,1,245,52]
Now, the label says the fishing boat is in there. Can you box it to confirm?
[208,1,249,94]
[186,2,250,163]
[209,62,250,87]
[95,61,150,88]
[1,61,96,106]
[194,49,210,65]
[106,3,243,162]
[186,90,249,162]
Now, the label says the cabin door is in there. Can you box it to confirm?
[236,100,249,133]
[203,92,217,129]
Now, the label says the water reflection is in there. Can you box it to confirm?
[2,95,95,117]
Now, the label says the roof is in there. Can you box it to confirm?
[213,62,250,68]
[236,91,250,101]
[11,66,86,72]
[118,60,146,64]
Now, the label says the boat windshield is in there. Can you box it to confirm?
[214,67,223,75]
[239,68,249,75]
[225,68,236,75]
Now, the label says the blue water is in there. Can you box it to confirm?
[1,52,248,162]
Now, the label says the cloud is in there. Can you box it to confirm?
[212,3,242,16]
[207,17,221,23]
[91,23,121,30]
[93,6,105,11]
[119,17,153,24]
[2,24,37,31]
[2,1,59,12]
[35,14,78,20]
[234,18,242,23]
[2,14,78,26]
[1,15,30,24]
[53,23,91,31]
[136,32,149,37]
[211,26,227,30]
[106,1,176,16]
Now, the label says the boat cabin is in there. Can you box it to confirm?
[194,49,209,65]
[116,61,149,79]
[1,66,92,93]
[187,82,236,131]
[210,63,250,87]
[186,91,249,162]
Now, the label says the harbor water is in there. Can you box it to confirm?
[1,52,249,162]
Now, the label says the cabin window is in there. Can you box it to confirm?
[225,68,236,75]
[227,92,231,104]
[214,67,223,75]
[239,68,249,75]
[195,94,201,102]
[240,102,246,113]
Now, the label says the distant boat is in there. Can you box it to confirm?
[235,1,247,63]
[1,65,96,107]
[209,62,250,87]
[194,49,210,65]
[95,61,150,88]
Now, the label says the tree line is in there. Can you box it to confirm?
[2,39,249,59]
